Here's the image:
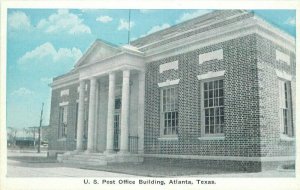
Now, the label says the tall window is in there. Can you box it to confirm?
[202,79,224,135]
[161,86,178,136]
[278,79,293,136]
[59,106,68,138]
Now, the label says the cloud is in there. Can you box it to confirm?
[11,88,34,96]
[285,17,296,26]
[37,9,91,34]
[40,77,53,84]
[96,16,113,23]
[118,19,135,31]
[176,10,211,23]
[18,42,82,66]
[146,23,170,35]
[8,11,32,31]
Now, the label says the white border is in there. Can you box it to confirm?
[1,1,300,190]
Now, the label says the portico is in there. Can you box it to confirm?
[73,40,145,157]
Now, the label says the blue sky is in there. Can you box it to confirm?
[6,9,296,129]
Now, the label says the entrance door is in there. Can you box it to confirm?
[113,98,121,152]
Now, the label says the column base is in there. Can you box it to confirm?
[74,149,83,153]
[104,149,115,155]
[118,150,130,155]
[85,149,95,154]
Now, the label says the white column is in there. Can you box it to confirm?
[87,77,97,152]
[138,71,145,154]
[119,69,130,154]
[76,80,85,151]
[105,72,116,154]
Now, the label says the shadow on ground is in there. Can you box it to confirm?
[80,163,245,177]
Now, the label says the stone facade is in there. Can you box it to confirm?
[48,10,295,171]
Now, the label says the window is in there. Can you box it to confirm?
[202,79,224,136]
[278,79,293,137]
[59,106,68,138]
[161,86,178,136]
[115,98,121,110]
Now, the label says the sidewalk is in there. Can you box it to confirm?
[6,150,295,177]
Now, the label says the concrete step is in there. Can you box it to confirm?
[66,157,107,162]
[62,159,107,166]
[61,152,108,166]
[72,154,106,159]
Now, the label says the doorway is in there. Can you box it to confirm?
[113,98,121,152]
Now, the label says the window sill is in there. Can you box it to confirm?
[158,136,178,141]
[280,134,295,142]
[58,138,67,141]
[198,136,225,141]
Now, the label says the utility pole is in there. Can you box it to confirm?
[38,103,44,153]
[127,9,131,45]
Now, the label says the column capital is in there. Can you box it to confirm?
[89,76,97,81]
[122,69,130,78]
[79,79,86,85]
[108,71,116,75]
[108,72,116,80]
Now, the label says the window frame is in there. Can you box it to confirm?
[160,84,179,138]
[278,78,293,138]
[200,76,225,138]
[58,105,68,139]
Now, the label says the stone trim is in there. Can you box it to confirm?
[198,136,225,141]
[197,71,225,80]
[52,80,79,90]
[50,73,79,89]
[59,101,69,106]
[158,79,180,88]
[280,134,295,142]
[76,98,88,103]
[57,137,67,141]
[276,70,292,81]
[143,154,295,162]
[60,89,69,97]
[199,49,223,64]
[276,50,290,65]
[157,137,179,141]
[159,61,178,73]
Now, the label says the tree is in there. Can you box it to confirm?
[7,127,18,147]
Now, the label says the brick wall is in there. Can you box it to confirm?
[256,34,295,157]
[144,34,262,157]
[49,82,89,152]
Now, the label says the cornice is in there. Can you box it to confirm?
[143,18,295,63]
[50,72,79,89]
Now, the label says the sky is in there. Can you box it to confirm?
[6,9,296,129]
